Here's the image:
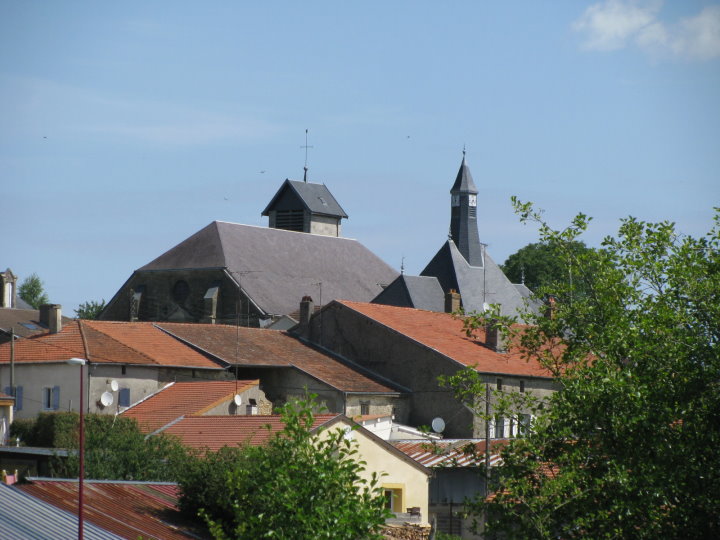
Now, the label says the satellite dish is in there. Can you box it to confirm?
[109,380,119,392]
[233,394,242,406]
[100,391,114,407]
[431,417,446,433]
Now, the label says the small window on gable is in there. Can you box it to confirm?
[360,401,370,416]
[496,378,502,391]
[520,380,525,393]
[121,365,127,375]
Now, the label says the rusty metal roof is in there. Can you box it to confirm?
[391,439,507,468]
[17,479,209,539]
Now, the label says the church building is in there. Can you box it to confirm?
[100,175,398,326]
[373,153,537,320]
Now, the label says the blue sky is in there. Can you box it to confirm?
[2,1,719,315]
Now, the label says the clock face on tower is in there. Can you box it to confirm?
[451,194,460,207]
[469,194,477,207]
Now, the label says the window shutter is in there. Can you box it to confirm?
[3,387,10,397]
[15,386,23,411]
[52,386,61,410]
[118,388,130,407]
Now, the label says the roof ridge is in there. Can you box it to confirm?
[77,320,91,362]
[211,220,228,268]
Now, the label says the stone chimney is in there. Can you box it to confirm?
[444,289,461,313]
[0,269,17,308]
[299,296,314,327]
[545,295,557,319]
[485,321,506,352]
[39,304,62,334]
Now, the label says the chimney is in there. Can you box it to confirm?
[299,296,314,327]
[545,295,557,319]
[445,289,461,313]
[485,321,506,352]
[40,304,62,334]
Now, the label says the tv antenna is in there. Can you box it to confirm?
[301,128,313,182]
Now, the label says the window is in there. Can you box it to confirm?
[246,398,258,415]
[118,388,131,408]
[496,378,502,391]
[519,414,532,435]
[360,401,370,416]
[382,484,405,513]
[494,416,505,438]
[41,386,60,411]
[276,209,305,231]
[520,380,525,393]
[121,365,127,375]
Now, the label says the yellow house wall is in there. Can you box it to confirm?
[318,420,430,525]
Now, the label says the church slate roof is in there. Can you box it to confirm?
[261,179,348,218]
[421,240,536,320]
[451,156,478,194]
[371,275,445,312]
[138,221,398,318]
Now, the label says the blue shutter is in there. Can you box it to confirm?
[15,386,23,411]
[118,388,130,407]
[52,386,61,410]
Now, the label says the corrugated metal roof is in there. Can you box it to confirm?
[0,482,120,539]
[17,479,208,540]
[392,439,507,468]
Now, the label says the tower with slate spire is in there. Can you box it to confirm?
[450,151,483,266]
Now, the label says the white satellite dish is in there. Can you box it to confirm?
[109,380,119,392]
[431,417,446,433]
[233,394,242,406]
[100,391,114,407]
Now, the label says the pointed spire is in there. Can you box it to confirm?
[451,148,478,194]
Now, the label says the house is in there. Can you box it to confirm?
[0,318,407,422]
[159,413,432,525]
[155,322,409,420]
[120,379,271,433]
[100,177,398,327]
[297,300,558,438]
[372,155,540,321]
[13,478,209,539]
[393,438,507,539]
[0,320,229,420]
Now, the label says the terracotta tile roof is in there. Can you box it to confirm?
[162,414,341,452]
[0,321,223,369]
[392,438,508,468]
[157,322,401,393]
[338,301,552,378]
[122,380,259,433]
[17,479,208,539]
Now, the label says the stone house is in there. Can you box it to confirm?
[296,299,558,439]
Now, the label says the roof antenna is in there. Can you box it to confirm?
[301,128,313,182]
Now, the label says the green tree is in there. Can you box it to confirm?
[74,299,106,319]
[180,396,391,540]
[17,412,193,481]
[18,272,49,308]
[501,240,591,292]
[450,200,720,539]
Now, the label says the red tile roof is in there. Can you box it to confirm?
[338,301,552,378]
[162,414,341,452]
[17,479,208,539]
[157,322,400,393]
[122,380,259,433]
[392,438,508,468]
[0,321,223,369]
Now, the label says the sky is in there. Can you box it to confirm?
[2,0,719,315]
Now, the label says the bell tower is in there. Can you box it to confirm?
[449,151,483,266]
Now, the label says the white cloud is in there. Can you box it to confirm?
[573,1,720,61]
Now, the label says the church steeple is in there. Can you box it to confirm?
[449,151,483,266]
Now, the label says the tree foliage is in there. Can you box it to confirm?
[16,412,193,481]
[180,396,390,540]
[452,199,720,539]
[501,240,591,292]
[74,299,106,319]
[18,272,49,309]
